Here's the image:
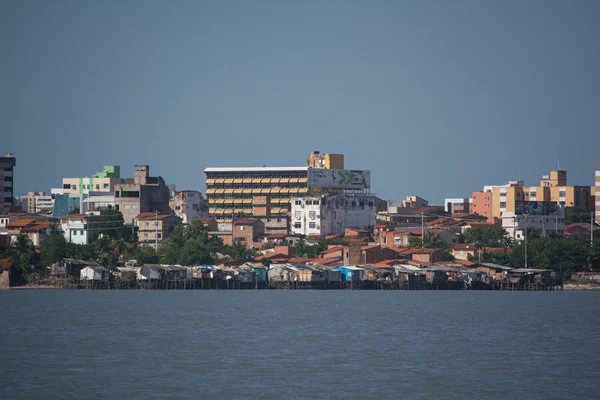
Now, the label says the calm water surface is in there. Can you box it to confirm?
[1,291,600,399]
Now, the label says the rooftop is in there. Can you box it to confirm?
[205,167,309,173]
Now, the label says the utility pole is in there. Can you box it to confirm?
[155,210,159,252]
[524,214,528,268]
[421,211,424,248]
[592,211,595,248]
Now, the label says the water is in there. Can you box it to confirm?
[1,291,600,399]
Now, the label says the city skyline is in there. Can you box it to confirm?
[3,1,600,202]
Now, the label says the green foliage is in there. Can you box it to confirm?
[134,246,157,265]
[94,210,125,239]
[563,207,591,225]
[158,220,223,265]
[262,258,272,267]
[463,225,512,247]
[409,232,448,249]
[508,232,591,278]
[40,234,70,268]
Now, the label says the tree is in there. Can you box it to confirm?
[95,210,125,239]
[294,238,349,258]
[563,207,590,225]
[158,220,223,265]
[40,234,70,268]
[463,225,511,247]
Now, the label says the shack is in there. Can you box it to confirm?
[114,266,137,282]
[80,265,109,281]
[335,266,365,281]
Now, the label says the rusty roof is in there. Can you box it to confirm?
[234,218,258,226]
[6,218,37,228]
[0,258,11,270]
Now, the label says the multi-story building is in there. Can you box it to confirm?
[114,165,171,225]
[169,190,209,224]
[135,212,182,249]
[20,192,55,214]
[59,214,102,245]
[62,165,122,195]
[290,193,377,236]
[472,191,492,219]
[477,170,593,219]
[502,209,564,242]
[0,153,16,214]
[204,152,371,224]
[444,197,471,214]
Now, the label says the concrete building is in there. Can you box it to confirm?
[478,171,593,219]
[444,197,471,214]
[290,193,377,236]
[135,212,182,249]
[502,208,564,242]
[0,153,16,214]
[82,192,116,213]
[114,165,171,225]
[204,151,371,223]
[306,151,344,169]
[472,191,492,219]
[169,190,209,224]
[20,192,55,214]
[61,165,122,195]
[60,214,102,245]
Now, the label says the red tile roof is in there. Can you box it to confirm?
[196,217,216,223]
[308,257,342,266]
[361,244,380,251]
[255,252,289,261]
[288,257,311,264]
[320,246,345,255]
[6,218,37,228]
[346,227,369,233]
[136,212,176,220]
[0,258,11,270]
[21,222,54,232]
[406,248,442,254]
[234,218,258,226]
[453,244,476,251]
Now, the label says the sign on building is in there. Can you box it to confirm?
[308,169,371,190]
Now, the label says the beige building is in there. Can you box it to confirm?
[135,212,182,249]
[204,151,370,224]
[61,165,122,195]
[114,165,171,225]
[20,192,54,214]
[488,170,593,218]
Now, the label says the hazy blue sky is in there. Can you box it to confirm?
[2,0,599,204]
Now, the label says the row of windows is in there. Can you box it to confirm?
[63,183,110,191]
[206,173,307,180]
[293,222,317,229]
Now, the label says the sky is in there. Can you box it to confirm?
[2,0,599,204]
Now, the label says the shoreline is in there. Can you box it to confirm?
[6,284,600,291]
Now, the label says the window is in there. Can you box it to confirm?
[295,211,301,219]
[559,191,566,197]
[313,200,319,205]
[368,202,373,207]
[103,183,109,189]
[72,185,77,190]
[295,200,301,205]
[145,222,149,226]
[309,211,316,220]
[500,202,506,208]
[306,200,312,205]
[175,206,181,210]
[309,222,316,229]
[294,222,301,229]
[96,184,100,190]
[352,201,357,206]
[382,237,387,244]
[500,192,506,197]
[277,218,281,222]
[239,226,245,231]
[394,237,403,245]
[157,233,162,239]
